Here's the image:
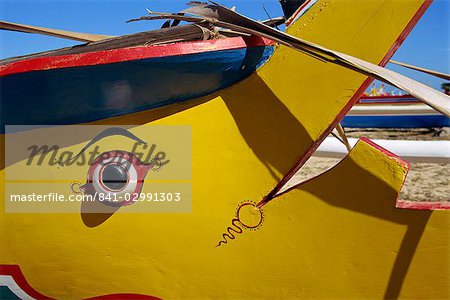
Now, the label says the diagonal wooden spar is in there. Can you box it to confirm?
[134,2,450,117]
[0,20,114,42]
[332,124,351,152]
[389,60,450,81]
[195,1,450,116]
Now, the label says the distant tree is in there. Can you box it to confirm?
[441,83,450,95]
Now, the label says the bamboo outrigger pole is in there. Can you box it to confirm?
[0,20,113,42]
[389,60,450,81]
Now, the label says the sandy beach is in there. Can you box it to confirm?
[289,128,449,202]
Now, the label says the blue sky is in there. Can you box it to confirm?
[0,0,448,92]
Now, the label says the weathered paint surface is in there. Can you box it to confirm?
[1,0,448,299]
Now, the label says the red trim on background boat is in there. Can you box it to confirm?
[357,101,421,105]
[0,36,274,77]
[260,0,433,204]
[0,265,161,300]
[396,200,450,210]
[360,95,416,100]
[358,94,420,104]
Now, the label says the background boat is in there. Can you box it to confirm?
[342,94,450,128]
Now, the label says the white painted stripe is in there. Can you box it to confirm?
[348,104,441,116]
[286,0,318,27]
[316,138,450,164]
[0,275,36,300]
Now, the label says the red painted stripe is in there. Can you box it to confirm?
[275,138,411,198]
[381,1,432,69]
[359,138,412,211]
[285,0,315,27]
[360,137,410,168]
[260,0,433,205]
[0,265,53,299]
[324,0,433,149]
[0,264,161,300]
[85,294,160,300]
[396,200,450,210]
[0,36,274,77]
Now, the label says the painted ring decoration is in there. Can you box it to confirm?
[216,202,264,247]
[70,181,84,194]
[236,202,264,229]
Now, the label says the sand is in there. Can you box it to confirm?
[287,128,449,202]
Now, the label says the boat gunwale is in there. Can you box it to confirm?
[0,35,274,77]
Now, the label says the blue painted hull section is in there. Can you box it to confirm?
[1,46,274,131]
[342,115,450,128]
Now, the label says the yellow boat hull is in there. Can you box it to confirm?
[1,0,448,298]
